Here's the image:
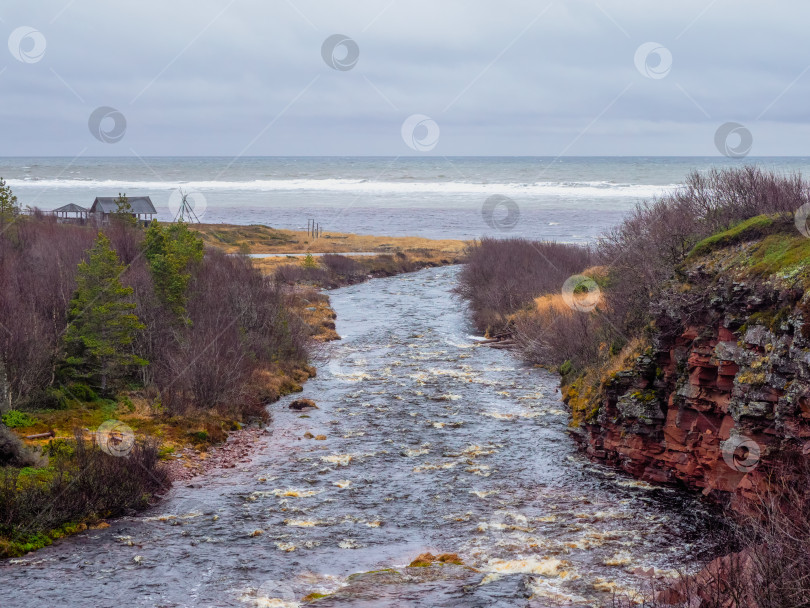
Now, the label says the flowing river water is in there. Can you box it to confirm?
[1,266,719,607]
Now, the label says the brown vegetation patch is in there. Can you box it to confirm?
[407,552,464,567]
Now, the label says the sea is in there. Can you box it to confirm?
[3,156,810,242]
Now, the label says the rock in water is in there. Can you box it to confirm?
[289,399,318,411]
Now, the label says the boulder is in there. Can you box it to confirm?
[289,399,318,411]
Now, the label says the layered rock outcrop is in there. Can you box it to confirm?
[571,246,810,509]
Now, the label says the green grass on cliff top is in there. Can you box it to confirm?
[688,214,810,283]
[748,232,810,280]
[687,215,782,259]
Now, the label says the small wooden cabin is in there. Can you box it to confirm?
[89,196,156,225]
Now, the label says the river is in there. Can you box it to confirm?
[0,266,719,607]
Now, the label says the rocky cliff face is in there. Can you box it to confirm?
[570,243,810,510]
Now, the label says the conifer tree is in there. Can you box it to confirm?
[113,192,137,226]
[0,178,20,229]
[143,220,203,318]
[64,232,146,392]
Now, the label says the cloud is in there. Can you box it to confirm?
[1,0,809,155]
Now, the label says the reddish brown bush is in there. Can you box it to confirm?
[0,218,96,405]
[0,218,311,416]
[0,431,167,557]
[273,263,329,285]
[457,168,810,373]
[598,167,809,337]
[610,457,810,608]
[454,238,594,334]
[155,250,310,413]
[320,253,364,281]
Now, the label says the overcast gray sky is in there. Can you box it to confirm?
[1,0,809,156]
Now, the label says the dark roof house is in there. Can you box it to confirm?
[90,196,156,215]
[89,196,156,225]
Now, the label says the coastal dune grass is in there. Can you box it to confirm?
[191,223,467,256]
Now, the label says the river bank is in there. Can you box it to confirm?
[0,217,468,558]
[161,251,470,483]
[451,168,810,605]
[0,266,722,607]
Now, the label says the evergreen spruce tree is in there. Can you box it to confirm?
[64,232,146,392]
[0,177,20,229]
[113,192,137,225]
[302,253,317,269]
[143,220,203,318]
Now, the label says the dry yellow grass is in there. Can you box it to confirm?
[249,248,463,278]
[580,265,609,281]
[532,293,574,316]
[191,223,467,255]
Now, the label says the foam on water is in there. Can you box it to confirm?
[10,155,806,240]
[0,266,724,607]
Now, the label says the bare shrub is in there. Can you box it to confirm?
[273,263,328,285]
[457,168,810,372]
[454,238,594,334]
[157,251,310,413]
[0,424,43,467]
[609,456,810,608]
[0,217,312,418]
[512,295,604,370]
[0,219,96,406]
[320,253,364,281]
[0,431,167,557]
[598,167,810,338]
[105,217,144,265]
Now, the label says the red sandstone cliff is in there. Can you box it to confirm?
[569,252,810,510]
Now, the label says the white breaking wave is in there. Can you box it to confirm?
[7,177,679,199]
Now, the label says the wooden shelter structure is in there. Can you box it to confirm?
[51,203,90,223]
